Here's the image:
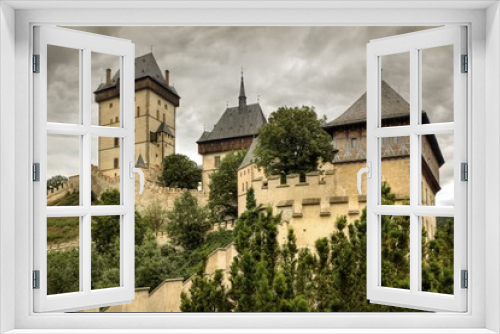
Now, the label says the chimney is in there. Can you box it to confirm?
[164,70,170,85]
[105,68,111,85]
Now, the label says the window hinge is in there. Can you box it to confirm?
[461,54,468,73]
[33,163,40,182]
[33,270,40,289]
[33,54,40,73]
[461,270,468,289]
[461,162,468,182]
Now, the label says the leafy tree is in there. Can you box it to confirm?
[208,150,246,221]
[181,268,232,312]
[47,175,68,190]
[144,198,168,236]
[254,106,334,177]
[166,191,211,250]
[161,154,201,189]
[91,189,121,254]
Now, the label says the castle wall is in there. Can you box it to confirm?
[201,151,229,192]
[238,159,437,251]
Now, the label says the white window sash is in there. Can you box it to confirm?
[32,26,136,313]
[366,26,468,312]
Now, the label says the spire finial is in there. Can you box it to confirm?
[239,68,247,108]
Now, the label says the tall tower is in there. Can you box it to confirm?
[94,53,180,177]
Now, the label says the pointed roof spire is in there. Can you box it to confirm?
[239,68,247,108]
[136,154,146,168]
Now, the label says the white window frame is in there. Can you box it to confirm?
[1,2,499,333]
[32,26,136,313]
[366,26,467,312]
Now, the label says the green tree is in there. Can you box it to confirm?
[181,268,232,312]
[208,150,246,221]
[47,175,68,190]
[254,106,334,177]
[161,154,201,189]
[144,198,168,236]
[91,189,121,254]
[166,191,211,250]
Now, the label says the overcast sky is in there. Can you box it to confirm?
[47,26,454,205]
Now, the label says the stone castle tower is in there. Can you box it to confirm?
[94,53,180,177]
[197,73,266,192]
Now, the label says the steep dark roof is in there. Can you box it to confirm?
[94,53,179,98]
[324,81,408,128]
[156,122,175,137]
[324,80,445,167]
[239,138,259,169]
[136,154,146,168]
[197,103,267,143]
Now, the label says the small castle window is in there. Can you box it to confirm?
[163,113,166,123]
[164,104,168,109]
[156,110,160,120]
[109,103,113,108]
[158,100,161,106]
[351,138,357,148]
[114,138,119,148]
[114,158,119,169]
[109,118,113,124]
[137,107,140,117]
[214,156,221,168]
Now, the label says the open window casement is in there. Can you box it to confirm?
[33,26,141,312]
[363,26,467,312]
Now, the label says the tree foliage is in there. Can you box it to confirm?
[208,150,246,221]
[161,154,201,189]
[47,175,68,190]
[254,106,334,177]
[183,183,454,312]
[144,198,168,236]
[166,191,211,250]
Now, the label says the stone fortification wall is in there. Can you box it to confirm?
[46,175,80,206]
[81,243,237,313]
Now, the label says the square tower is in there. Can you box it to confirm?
[94,53,180,177]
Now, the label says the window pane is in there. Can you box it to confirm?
[421,133,454,206]
[380,52,410,128]
[47,217,80,295]
[381,136,410,205]
[47,45,80,124]
[381,215,410,290]
[421,45,454,124]
[92,52,121,127]
[421,216,454,295]
[91,215,121,290]
[92,136,121,205]
[47,134,80,206]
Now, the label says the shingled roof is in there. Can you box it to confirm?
[324,80,409,129]
[94,53,179,99]
[324,80,444,167]
[156,122,175,137]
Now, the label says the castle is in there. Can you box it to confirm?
[197,73,266,192]
[236,80,443,249]
[94,53,180,177]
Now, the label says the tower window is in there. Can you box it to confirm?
[115,116,119,123]
[351,138,357,148]
[164,104,168,109]
[109,103,113,108]
[137,106,140,117]
[158,100,161,106]
[214,156,221,168]
[163,113,166,123]
[114,138,119,147]
[156,110,159,120]
[114,158,119,169]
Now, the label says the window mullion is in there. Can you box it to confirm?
[409,47,420,294]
